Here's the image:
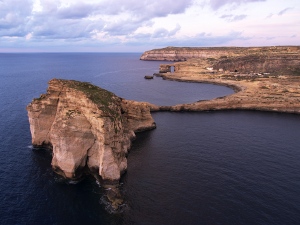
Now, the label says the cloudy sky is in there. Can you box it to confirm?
[1,0,299,52]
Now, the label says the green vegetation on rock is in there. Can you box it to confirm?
[58,79,122,133]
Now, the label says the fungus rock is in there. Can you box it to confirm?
[27,79,156,182]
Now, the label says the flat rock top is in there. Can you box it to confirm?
[143,46,300,53]
[47,79,121,116]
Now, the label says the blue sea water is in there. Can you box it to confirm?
[0,53,300,224]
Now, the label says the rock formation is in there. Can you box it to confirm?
[27,79,156,183]
[159,64,173,73]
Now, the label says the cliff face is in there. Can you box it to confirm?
[140,46,300,61]
[140,47,235,61]
[213,54,300,75]
[27,79,156,182]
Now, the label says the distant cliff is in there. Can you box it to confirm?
[140,46,300,61]
[27,79,156,183]
[213,54,300,75]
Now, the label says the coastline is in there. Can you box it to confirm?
[148,70,300,114]
[140,46,300,114]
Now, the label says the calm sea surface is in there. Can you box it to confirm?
[0,53,299,225]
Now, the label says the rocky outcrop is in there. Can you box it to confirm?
[140,46,300,61]
[159,64,173,73]
[27,79,156,183]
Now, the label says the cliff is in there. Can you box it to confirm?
[27,79,156,183]
[213,54,300,75]
[140,46,300,61]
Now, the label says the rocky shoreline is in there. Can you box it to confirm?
[148,67,300,114]
[142,46,300,114]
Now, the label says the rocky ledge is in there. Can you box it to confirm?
[27,79,156,183]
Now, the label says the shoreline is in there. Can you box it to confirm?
[148,71,300,115]
[154,72,244,92]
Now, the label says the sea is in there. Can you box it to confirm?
[0,53,299,225]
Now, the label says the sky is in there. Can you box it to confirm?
[0,0,299,52]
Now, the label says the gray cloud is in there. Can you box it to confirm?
[278,7,293,16]
[232,14,247,21]
[103,19,152,36]
[0,0,33,36]
[220,14,247,22]
[209,0,266,10]
[49,0,193,21]
[220,14,232,19]
[265,7,293,19]
[152,28,170,38]
[265,13,273,19]
[32,17,104,39]
[152,24,181,38]
[169,24,181,36]
[57,3,96,19]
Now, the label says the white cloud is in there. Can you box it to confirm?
[25,33,33,40]
[32,0,42,13]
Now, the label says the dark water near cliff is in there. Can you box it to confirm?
[0,53,300,225]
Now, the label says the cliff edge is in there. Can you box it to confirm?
[140,46,300,61]
[27,79,156,183]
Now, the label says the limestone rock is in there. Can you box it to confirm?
[27,79,156,182]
